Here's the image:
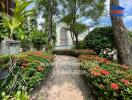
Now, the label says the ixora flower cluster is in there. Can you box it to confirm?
[89,66,110,77]
[79,54,132,99]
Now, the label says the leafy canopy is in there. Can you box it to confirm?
[1,0,35,38]
[60,0,106,35]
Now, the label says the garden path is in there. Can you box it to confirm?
[31,55,94,100]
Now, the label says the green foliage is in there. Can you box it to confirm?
[38,0,58,18]
[22,55,51,90]
[13,25,32,52]
[1,91,29,100]
[44,19,57,45]
[82,26,115,53]
[52,49,96,57]
[0,51,53,99]
[20,38,31,52]
[128,31,132,42]
[60,0,105,46]
[79,54,132,99]
[0,55,10,70]
[0,16,7,40]
[73,41,84,49]
[30,29,47,51]
[37,0,58,45]
[70,23,87,35]
[1,0,34,39]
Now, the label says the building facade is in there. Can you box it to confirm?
[55,22,88,49]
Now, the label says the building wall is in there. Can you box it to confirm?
[55,22,72,49]
[1,38,20,55]
[55,22,88,49]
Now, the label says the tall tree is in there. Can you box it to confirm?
[110,0,132,66]
[37,0,58,45]
[60,0,105,47]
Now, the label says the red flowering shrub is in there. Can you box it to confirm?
[110,83,119,90]
[27,51,54,61]
[121,64,129,70]
[90,70,101,77]
[79,53,132,99]
[120,79,130,86]
[0,51,53,97]
[100,69,110,75]
[32,51,43,55]
[79,54,111,64]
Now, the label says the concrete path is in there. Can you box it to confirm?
[31,55,93,100]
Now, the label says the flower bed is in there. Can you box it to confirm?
[79,54,132,99]
[0,51,54,99]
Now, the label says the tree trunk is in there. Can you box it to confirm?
[71,2,79,47]
[110,0,132,66]
[74,32,79,48]
[70,30,74,42]
[47,0,52,43]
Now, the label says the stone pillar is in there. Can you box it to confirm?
[1,38,20,55]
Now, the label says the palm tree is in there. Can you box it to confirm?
[60,0,105,47]
[2,0,34,39]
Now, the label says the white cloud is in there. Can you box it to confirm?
[124,16,132,22]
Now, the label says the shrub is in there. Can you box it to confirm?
[0,55,10,70]
[79,54,132,99]
[20,37,31,52]
[52,49,79,57]
[82,26,116,54]
[0,51,53,99]
[30,29,47,51]
[52,49,96,57]
[1,91,29,100]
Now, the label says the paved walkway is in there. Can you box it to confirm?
[31,55,93,100]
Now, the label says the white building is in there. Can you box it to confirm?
[55,22,89,49]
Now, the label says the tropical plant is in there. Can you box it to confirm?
[1,0,34,39]
[60,0,105,47]
[37,0,58,45]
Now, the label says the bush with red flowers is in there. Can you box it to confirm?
[0,51,54,98]
[79,54,132,99]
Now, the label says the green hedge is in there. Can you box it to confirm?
[82,26,116,54]
[52,49,96,57]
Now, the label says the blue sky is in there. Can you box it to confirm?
[28,0,132,30]
[95,0,132,30]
